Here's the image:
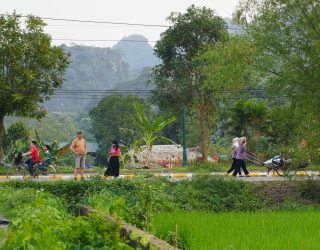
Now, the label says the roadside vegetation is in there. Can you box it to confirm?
[0,186,131,249]
[0,177,320,249]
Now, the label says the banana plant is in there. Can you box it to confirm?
[132,101,176,167]
[34,130,70,163]
[1,139,28,166]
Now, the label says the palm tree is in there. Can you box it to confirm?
[226,99,270,151]
[132,101,176,167]
[226,99,269,137]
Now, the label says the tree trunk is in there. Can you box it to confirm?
[0,115,4,160]
[199,104,207,162]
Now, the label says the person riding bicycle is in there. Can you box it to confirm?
[22,141,40,176]
[39,145,52,175]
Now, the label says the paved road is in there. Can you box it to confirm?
[0,171,318,181]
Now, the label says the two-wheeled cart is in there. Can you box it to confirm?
[247,154,308,177]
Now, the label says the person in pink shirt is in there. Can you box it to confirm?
[105,140,121,177]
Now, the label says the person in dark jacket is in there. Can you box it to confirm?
[233,137,250,177]
[226,137,242,176]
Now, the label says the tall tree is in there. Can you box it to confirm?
[195,35,256,151]
[153,6,255,161]
[152,5,229,161]
[0,13,69,158]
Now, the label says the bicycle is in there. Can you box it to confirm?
[2,153,28,177]
[32,162,57,178]
[2,153,56,178]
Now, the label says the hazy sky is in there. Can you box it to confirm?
[1,0,240,48]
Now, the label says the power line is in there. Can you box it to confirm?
[54,88,267,94]
[51,89,288,101]
[1,14,244,45]
[51,92,288,101]
[1,13,244,31]
[52,93,279,99]
[54,88,264,91]
[38,16,170,28]
[51,96,288,101]
[1,14,170,28]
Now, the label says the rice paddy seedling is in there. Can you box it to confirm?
[153,210,320,250]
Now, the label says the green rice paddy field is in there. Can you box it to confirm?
[153,211,320,250]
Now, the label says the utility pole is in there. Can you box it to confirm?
[181,107,188,166]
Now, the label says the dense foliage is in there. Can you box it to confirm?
[0,187,131,249]
[3,122,30,153]
[234,0,320,155]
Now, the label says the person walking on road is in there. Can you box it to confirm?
[226,137,242,176]
[105,140,121,178]
[70,131,87,180]
[233,137,250,177]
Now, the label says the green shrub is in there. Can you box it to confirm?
[86,178,177,231]
[0,187,131,249]
[297,179,320,203]
[0,180,108,214]
[3,196,68,249]
[168,176,260,212]
[62,213,131,249]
